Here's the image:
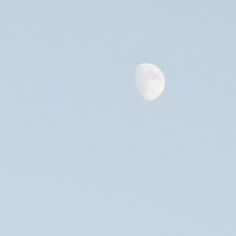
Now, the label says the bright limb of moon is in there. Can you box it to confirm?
[135,63,165,101]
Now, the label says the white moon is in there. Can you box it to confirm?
[135,63,165,101]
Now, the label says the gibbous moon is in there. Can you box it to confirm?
[135,63,165,101]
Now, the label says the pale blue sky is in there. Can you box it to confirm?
[0,0,235,235]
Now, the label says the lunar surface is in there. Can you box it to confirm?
[135,63,165,101]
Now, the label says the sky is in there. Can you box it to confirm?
[0,0,235,235]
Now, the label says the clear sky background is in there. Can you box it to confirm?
[0,0,235,235]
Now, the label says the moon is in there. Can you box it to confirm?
[135,63,165,101]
